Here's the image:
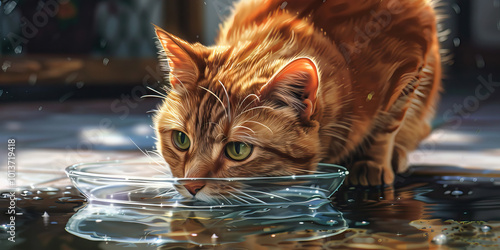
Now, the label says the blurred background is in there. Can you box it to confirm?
[0,0,500,188]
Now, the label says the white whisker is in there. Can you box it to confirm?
[243,120,273,134]
[199,86,228,118]
[146,86,167,97]
[141,95,165,99]
[129,138,170,175]
[218,80,231,122]
[237,93,259,110]
[229,186,267,204]
[244,190,292,202]
[235,106,274,119]
[227,191,251,204]
[232,125,256,134]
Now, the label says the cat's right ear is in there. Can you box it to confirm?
[154,25,201,88]
[259,58,320,122]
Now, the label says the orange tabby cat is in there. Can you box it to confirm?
[153,0,441,198]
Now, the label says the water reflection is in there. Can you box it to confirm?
[66,199,347,247]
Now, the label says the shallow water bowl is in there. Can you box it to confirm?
[65,160,348,208]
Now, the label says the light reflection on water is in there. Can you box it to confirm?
[65,199,347,247]
[2,165,500,249]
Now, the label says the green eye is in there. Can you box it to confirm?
[172,131,190,151]
[225,142,253,161]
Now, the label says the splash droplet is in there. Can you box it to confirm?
[481,225,492,233]
[366,91,375,101]
[2,61,11,72]
[453,37,460,47]
[29,74,37,85]
[103,58,109,66]
[451,190,463,196]
[432,234,447,245]
[38,106,43,111]
[14,46,22,54]
[76,81,85,89]
[451,3,461,14]
[3,1,17,15]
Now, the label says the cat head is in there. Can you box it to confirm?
[153,26,322,202]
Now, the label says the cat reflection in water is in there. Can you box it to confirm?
[153,0,441,201]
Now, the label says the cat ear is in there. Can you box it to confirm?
[259,58,319,122]
[154,25,200,87]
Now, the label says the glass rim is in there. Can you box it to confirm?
[65,160,348,182]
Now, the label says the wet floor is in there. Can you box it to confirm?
[1,165,499,249]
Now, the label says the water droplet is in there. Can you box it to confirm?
[191,233,197,236]
[76,81,85,89]
[453,37,461,47]
[33,196,43,200]
[280,1,288,9]
[327,219,338,225]
[2,61,11,72]
[475,54,485,69]
[347,198,355,203]
[211,233,218,244]
[355,221,370,226]
[299,222,304,224]
[451,190,463,196]
[14,46,22,54]
[366,91,375,101]
[102,58,109,66]
[27,74,38,85]
[4,1,17,15]
[38,106,43,111]
[481,225,492,233]
[42,211,49,217]
[432,234,447,245]
[451,3,461,14]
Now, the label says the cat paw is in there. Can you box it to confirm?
[347,160,395,186]
[392,146,409,173]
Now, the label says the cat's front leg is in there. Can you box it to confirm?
[348,128,397,186]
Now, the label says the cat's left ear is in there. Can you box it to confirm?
[259,58,319,122]
[154,25,202,88]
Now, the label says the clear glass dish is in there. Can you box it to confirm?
[65,160,348,208]
[65,200,347,245]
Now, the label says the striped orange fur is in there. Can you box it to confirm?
[154,0,441,200]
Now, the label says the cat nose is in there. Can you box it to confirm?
[184,181,206,196]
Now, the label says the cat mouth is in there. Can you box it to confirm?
[174,181,246,204]
[174,179,304,205]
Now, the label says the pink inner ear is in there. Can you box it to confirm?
[155,27,198,87]
[260,58,319,120]
[273,58,319,102]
